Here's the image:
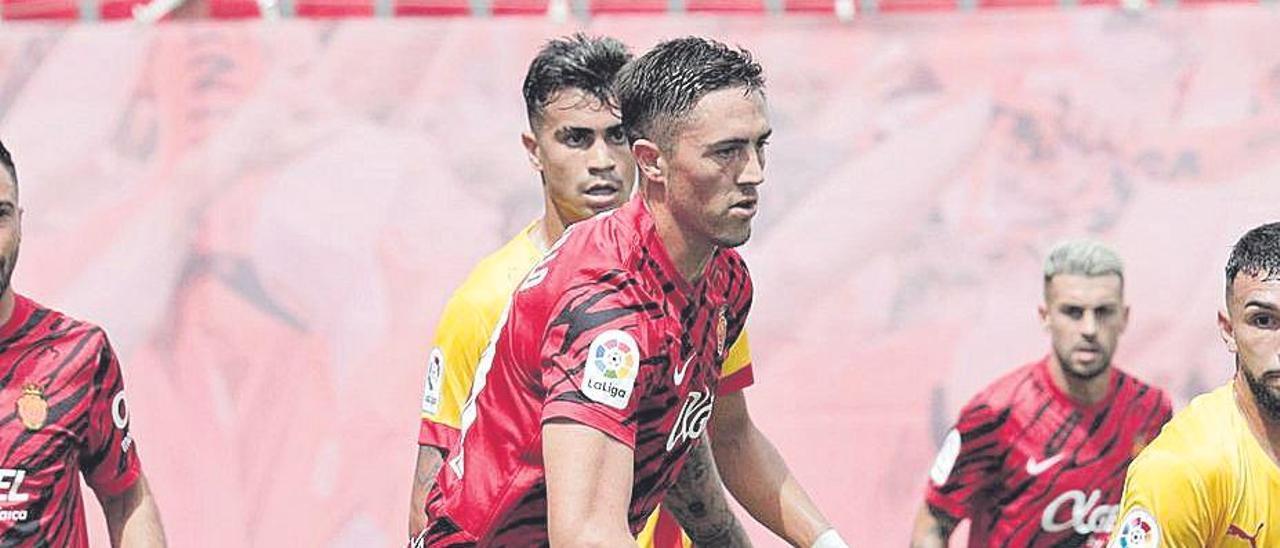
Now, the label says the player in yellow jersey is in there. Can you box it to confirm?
[406,34,756,546]
[1110,221,1280,548]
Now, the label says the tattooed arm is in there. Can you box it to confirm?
[408,446,445,537]
[909,504,958,548]
[664,439,752,547]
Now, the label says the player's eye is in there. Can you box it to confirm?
[1095,307,1114,319]
[1061,306,1084,320]
[605,127,627,146]
[560,130,592,148]
[1251,314,1277,329]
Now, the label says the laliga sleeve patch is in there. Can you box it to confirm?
[581,330,641,410]
[930,428,962,486]
[421,348,445,416]
[1113,508,1160,548]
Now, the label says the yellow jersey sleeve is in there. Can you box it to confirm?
[1110,450,1214,548]
[418,290,494,449]
[717,329,754,395]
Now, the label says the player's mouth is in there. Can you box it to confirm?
[728,197,758,219]
[582,180,623,207]
[1073,345,1103,363]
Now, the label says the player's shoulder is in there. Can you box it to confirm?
[1111,366,1172,408]
[451,226,543,305]
[538,204,649,290]
[964,358,1045,413]
[15,294,107,343]
[1137,384,1237,477]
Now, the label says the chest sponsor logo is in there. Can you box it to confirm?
[1026,453,1066,476]
[582,330,640,410]
[1109,506,1158,548]
[666,390,714,451]
[422,348,445,416]
[1042,489,1117,537]
[0,468,30,522]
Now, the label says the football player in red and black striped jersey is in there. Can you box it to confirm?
[911,240,1171,548]
[0,140,166,547]
[420,38,847,548]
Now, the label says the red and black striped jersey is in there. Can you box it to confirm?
[925,357,1171,548]
[423,198,752,546]
[0,294,141,547]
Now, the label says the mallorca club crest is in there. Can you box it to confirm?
[715,306,728,359]
[16,384,47,431]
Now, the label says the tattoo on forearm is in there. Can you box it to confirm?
[415,455,444,491]
[929,505,958,540]
[666,442,752,547]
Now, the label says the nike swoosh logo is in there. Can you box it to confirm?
[1026,454,1065,476]
[674,354,694,385]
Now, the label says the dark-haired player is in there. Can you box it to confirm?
[419,37,845,547]
[0,140,167,547]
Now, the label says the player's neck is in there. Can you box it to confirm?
[0,289,12,328]
[1233,373,1280,465]
[535,208,569,253]
[643,195,714,285]
[1047,355,1112,406]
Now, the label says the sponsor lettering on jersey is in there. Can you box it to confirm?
[1041,489,1117,536]
[666,390,714,451]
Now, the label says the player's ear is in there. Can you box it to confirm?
[1218,309,1238,353]
[1037,303,1050,331]
[522,130,543,172]
[632,139,665,185]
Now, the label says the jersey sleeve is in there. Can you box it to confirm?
[1108,450,1214,548]
[419,290,494,451]
[80,333,142,497]
[717,329,754,395]
[539,274,656,449]
[924,399,1008,521]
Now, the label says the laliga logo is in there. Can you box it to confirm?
[1041,489,1117,536]
[666,391,714,451]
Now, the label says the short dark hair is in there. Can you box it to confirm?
[1226,222,1280,294]
[522,33,631,128]
[614,36,765,147]
[0,139,16,192]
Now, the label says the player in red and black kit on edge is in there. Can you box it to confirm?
[910,240,1172,548]
[420,38,848,547]
[0,140,166,547]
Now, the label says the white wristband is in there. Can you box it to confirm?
[811,529,849,548]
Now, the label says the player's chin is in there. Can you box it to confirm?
[711,223,752,249]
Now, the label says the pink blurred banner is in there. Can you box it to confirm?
[0,11,1278,546]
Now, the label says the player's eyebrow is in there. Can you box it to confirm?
[1243,299,1280,312]
[707,129,773,150]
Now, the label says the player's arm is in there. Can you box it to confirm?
[96,473,167,548]
[408,446,445,534]
[909,504,958,548]
[1108,450,1213,548]
[408,291,489,536]
[543,419,638,548]
[663,439,752,547]
[709,390,844,547]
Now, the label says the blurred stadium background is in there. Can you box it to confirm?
[1,1,1279,546]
